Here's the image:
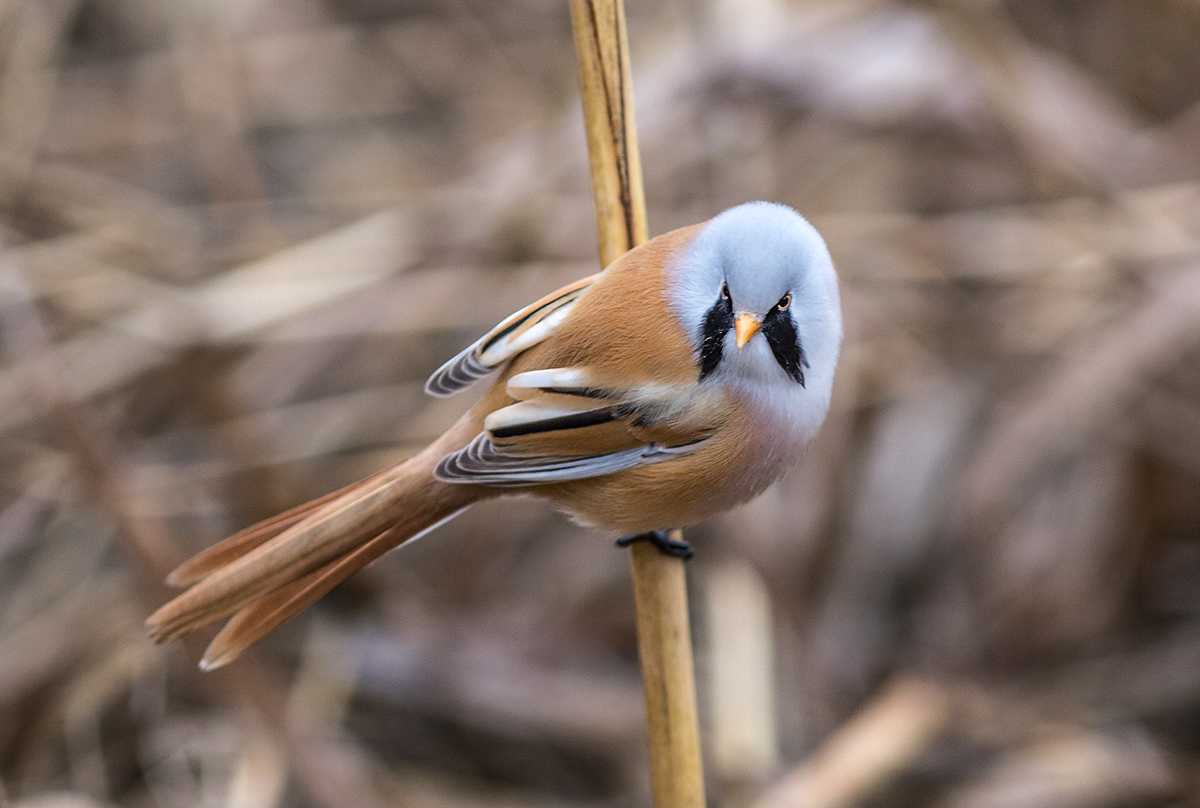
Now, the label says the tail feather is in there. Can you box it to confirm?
[199,528,401,671]
[146,442,481,658]
[199,507,465,671]
[165,471,384,588]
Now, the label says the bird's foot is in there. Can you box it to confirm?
[615,530,693,560]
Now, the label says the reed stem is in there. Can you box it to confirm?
[568,3,706,806]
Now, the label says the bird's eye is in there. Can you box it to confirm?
[776,292,792,311]
[720,282,730,301]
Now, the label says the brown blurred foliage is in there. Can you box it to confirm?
[2,1,1199,806]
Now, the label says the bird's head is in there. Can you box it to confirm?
[670,201,843,406]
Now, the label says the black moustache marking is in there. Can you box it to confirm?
[762,306,809,387]
[697,291,734,381]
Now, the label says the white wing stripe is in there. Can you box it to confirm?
[483,397,608,435]
[507,367,597,399]
[423,281,594,398]
[477,303,576,367]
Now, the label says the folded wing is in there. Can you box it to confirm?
[436,367,709,487]
[425,274,599,397]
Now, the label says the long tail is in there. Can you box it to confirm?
[146,426,483,670]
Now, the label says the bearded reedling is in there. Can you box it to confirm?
[146,201,843,671]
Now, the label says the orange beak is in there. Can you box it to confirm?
[734,313,761,350]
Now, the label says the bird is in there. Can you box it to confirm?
[145,201,843,670]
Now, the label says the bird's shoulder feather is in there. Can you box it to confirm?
[424,221,704,397]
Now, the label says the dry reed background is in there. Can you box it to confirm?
[2,1,1200,806]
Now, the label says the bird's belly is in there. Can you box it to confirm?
[543,432,795,534]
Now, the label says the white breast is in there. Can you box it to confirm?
[732,377,830,459]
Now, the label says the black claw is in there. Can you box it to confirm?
[615,530,694,560]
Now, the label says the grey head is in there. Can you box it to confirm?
[669,201,843,413]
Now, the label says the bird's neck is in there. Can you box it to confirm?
[728,377,829,449]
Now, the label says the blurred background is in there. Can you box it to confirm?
[3,1,1200,806]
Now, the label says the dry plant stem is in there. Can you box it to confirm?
[753,678,952,808]
[629,539,706,808]
[569,2,706,806]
